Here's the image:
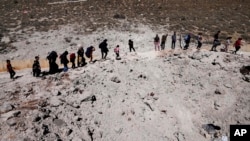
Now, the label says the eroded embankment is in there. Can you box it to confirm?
[0,58,65,72]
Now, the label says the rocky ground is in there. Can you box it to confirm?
[0,0,250,38]
[0,46,250,141]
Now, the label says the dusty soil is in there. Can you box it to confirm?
[0,0,250,40]
[0,48,250,141]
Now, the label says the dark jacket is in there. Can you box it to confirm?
[99,41,108,52]
[162,35,167,43]
[129,40,133,47]
[154,35,160,42]
[60,51,69,64]
[77,47,84,57]
[47,51,58,62]
[33,60,41,70]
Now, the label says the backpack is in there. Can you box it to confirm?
[70,53,76,62]
[70,53,76,60]
[60,52,69,64]
[47,51,58,60]
[99,42,103,49]
[85,47,92,58]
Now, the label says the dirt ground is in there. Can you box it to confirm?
[0,0,250,41]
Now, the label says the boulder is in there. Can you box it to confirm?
[6,117,17,126]
[113,14,126,19]
[0,103,14,113]
[111,76,121,83]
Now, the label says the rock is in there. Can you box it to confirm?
[57,91,62,96]
[72,103,80,108]
[73,79,80,85]
[65,128,73,136]
[149,92,155,96]
[214,102,220,110]
[70,43,77,46]
[202,124,221,134]
[138,74,147,79]
[0,103,14,113]
[111,76,121,83]
[1,36,11,44]
[115,127,123,134]
[38,100,48,107]
[189,52,212,60]
[213,133,227,141]
[6,118,17,126]
[199,129,209,138]
[240,66,250,75]
[53,119,66,127]
[224,84,232,89]
[50,97,62,107]
[76,117,82,121]
[189,52,202,60]
[214,132,221,138]
[174,132,185,141]
[40,108,51,115]
[26,41,31,45]
[215,89,224,95]
[173,53,181,56]
[13,111,21,117]
[242,75,250,82]
[178,53,186,59]
[113,14,126,19]
[64,37,72,43]
[33,116,42,122]
[42,124,50,135]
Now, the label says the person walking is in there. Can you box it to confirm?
[128,39,136,52]
[179,34,183,49]
[183,33,191,50]
[171,32,176,49]
[32,56,41,77]
[233,38,243,54]
[85,46,95,62]
[224,37,232,52]
[6,60,16,79]
[99,39,109,59]
[70,53,76,69]
[47,51,58,74]
[161,34,167,50]
[196,33,203,49]
[77,44,86,67]
[60,51,69,72]
[210,30,221,51]
[154,34,160,51]
[114,45,120,58]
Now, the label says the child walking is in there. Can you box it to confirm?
[6,60,16,79]
[114,45,120,58]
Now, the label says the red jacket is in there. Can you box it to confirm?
[234,40,241,47]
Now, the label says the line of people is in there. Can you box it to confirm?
[5,39,137,79]
[210,30,243,54]
[153,30,243,54]
[5,32,243,79]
